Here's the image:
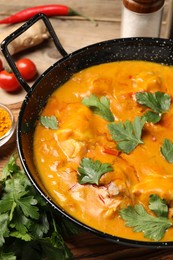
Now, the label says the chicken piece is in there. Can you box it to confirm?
[107,181,120,196]
[96,184,131,220]
[132,175,173,205]
[131,71,162,92]
[59,103,95,141]
[89,77,113,96]
[59,138,86,159]
[54,103,96,160]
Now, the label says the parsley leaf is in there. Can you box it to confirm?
[0,213,9,247]
[149,194,168,218]
[108,116,145,154]
[160,139,173,163]
[142,111,161,124]
[120,194,172,241]
[40,115,58,130]
[136,91,171,113]
[136,91,171,123]
[82,94,114,122]
[77,158,113,185]
[0,251,16,260]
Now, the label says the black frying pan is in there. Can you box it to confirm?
[1,13,173,248]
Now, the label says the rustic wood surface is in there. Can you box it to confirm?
[0,1,173,259]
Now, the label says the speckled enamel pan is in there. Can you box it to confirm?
[1,13,173,248]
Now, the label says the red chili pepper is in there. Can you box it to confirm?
[0,5,80,24]
[103,148,119,156]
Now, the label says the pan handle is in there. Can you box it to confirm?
[0,13,68,92]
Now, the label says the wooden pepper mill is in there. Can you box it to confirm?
[121,0,165,37]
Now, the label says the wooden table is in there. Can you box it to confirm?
[0,1,173,259]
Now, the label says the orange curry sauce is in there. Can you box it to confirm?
[33,61,173,242]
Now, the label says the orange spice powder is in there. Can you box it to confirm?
[0,107,12,138]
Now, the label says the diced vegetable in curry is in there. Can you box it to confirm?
[33,60,173,242]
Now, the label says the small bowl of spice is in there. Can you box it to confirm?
[0,103,15,147]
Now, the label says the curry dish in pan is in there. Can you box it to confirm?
[33,60,173,242]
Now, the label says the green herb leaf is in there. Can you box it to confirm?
[0,213,9,247]
[22,234,73,260]
[142,111,161,124]
[120,195,172,241]
[30,211,49,239]
[40,115,58,130]
[108,116,145,154]
[17,196,39,220]
[136,91,171,113]
[2,154,20,180]
[48,231,73,259]
[77,158,113,185]
[160,139,173,163]
[136,91,171,123]
[82,94,114,122]
[0,251,16,260]
[149,194,168,219]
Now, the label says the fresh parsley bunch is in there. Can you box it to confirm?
[0,155,80,259]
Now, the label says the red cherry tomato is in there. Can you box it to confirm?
[0,70,21,92]
[16,58,37,81]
